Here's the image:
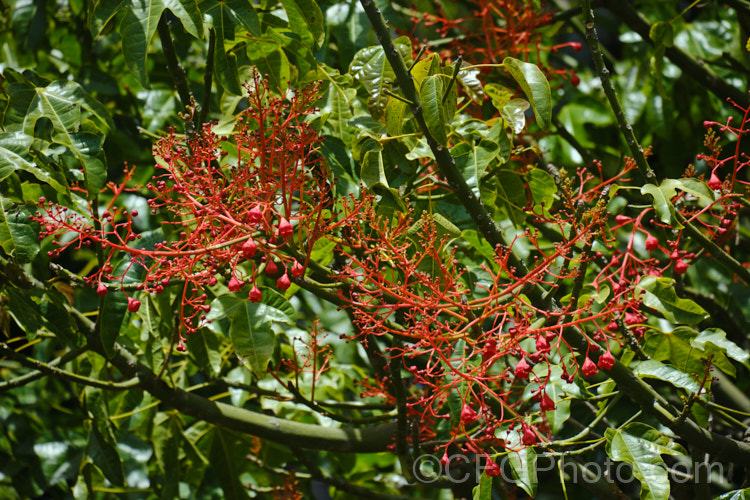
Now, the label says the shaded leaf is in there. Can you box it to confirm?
[0,198,39,262]
[420,74,448,146]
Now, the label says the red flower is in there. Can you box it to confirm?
[674,260,689,274]
[461,404,479,425]
[291,260,305,278]
[127,297,141,313]
[598,351,615,370]
[242,238,257,258]
[708,172,722,190]
[248,286,262,303]
[521,424,536,446]
[515,357,531,379]
[278,217,293,238]
[540,393,555,411]
[96,283,108,296]
[228,276,244,292]
[248,206,263,223]
[536,336,550,353]
[645,234,659,251]
[484,459,501,477]
[277,273,291,291]
[266,259,278,275]
[581,357,598,378]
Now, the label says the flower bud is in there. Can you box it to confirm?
[514,357,531,379]
[291,260,305,278]
[644,234,659,251]
[598,351,615,370]
[521,424,536,446]
[96,283,108,296]
[581,357,598,378]
[248,206,263,223]
[248,286,262,302]
[278,217,293,238]
[265,259,278,275]
[536,336,550,353]
[674,260,689,274]
[277,273,291,291]
[460,404,478,425]
[242,238,257,258]
[708,173,722,190]
[228,276,244,292]
[127,297,141,313]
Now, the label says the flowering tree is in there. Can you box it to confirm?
[1,0,750,498]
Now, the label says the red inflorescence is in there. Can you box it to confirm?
[33,74,335,345]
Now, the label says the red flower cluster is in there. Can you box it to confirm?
[34,74,332,347]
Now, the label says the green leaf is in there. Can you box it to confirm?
[0,132,69,195]
[452,142,497,196]
[203,0,261,94]
[495,170,526,226]
[162,0,203,38]
[215,295,275,377]
[420,74,449,146]
[258,288,297,324]
[245,35,291,93]
[502,57,551,130]
[633,360,701,394]
[360,149,388,190]
[637,276,708,325]
[89,0,127,38]
[3,78,112,197]
[472,470,493,500]
[649,21,674,47]
[641,183,683,229]
[350,37,412,118]
[458,63,484,104]
[100,250,148,357]
[605,423,685,500]
[501,98,530,134]
[385,97,409,137]
[85,389,125,486]
[717,488,750,500]
[280,0,324,49]
[209,428,251,500]
[5,288,42,340]
[121,0,164,87]
[507,438,537,496]
[407,213,461,243]
[411,53,441,90]
[0,198,39,262]
[484,83,511,111]
[692,328,750,368]
[152,416,180,499]
[321,84,356,144]
[643,326,733,377]
[186,328,223,376]
[527,168,557,213]
[659,178,715,206]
